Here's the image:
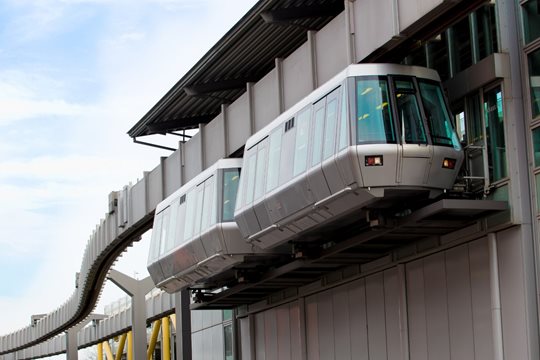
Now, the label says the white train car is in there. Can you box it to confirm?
[147,159,275,293]
[234,63,464,250]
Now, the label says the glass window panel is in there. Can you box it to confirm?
[522,0,540,44]
[536,174,540,212]
[254,144,268,200]
[467,93,483,143]
[159,209,170,256]
[427,32,450,81]
[451,17,473,73]
[148,213,163,263]
[395,79,427,144]
[455,111,466,143]
[323,98,338,159]
[245,153,257,205]
[529,48,540,119]
[533,128,540,168]
[266,131,282,192]
[224,324,233,360]
[193,186,205,236]
[404,44,427,67]
[338,86,349,150]
[222,169,240,222]
[476,4,499,59]
[175,201,186,246]
[311,106,325,165]
[419,80,461,149]
[223,309,233,321]
[293,108,311,176]
[484,86,507,182]
[183,190,197,240]
[356,77,395,144]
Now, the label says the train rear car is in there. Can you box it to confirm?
[234,64,464,250]
[147,159,274,293]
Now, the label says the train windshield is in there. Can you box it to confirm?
[356,77,396,144]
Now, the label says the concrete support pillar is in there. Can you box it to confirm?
[66,314,106,360]
[107,269,154,360]
[174,290,192,360]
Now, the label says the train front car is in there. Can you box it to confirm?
[234,64,463,250]
[147,159,271,294]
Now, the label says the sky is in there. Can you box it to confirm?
[0,0,257,345]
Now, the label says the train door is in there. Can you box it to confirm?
[393,77,433,185]
[321,87,347,194]
[306,96,331,203]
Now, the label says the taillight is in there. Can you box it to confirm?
[365,155,383,166]
[442,158,456,169]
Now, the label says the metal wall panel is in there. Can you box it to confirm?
[225,92,250,154]
[276,305,292,360]
[405,258,428,360]
[129,179,147,225]
[497,227,532,360]
[240,316,253,360]
[314,12,347,85]
[147,164,164,212]
[397,0,444,31]
[204,112,226,168]
[332,285,351,360]
[353,0,398,61]
[163,149,182,198]
[255,312,266,360]
[253,69,279,133]
[383,269,401,360]
[184,131,203,182]
[348,279,369,360]
[264,308,278,360]
[365,273,388,360]
[317,291,335,360]
[282,42,312,111]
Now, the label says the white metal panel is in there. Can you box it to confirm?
[423,253,450,360]
[225,92,250,154]
[406,258,428,360]
[240,316,253,360]
[397,0,444,31]
[354,0,398,61]
[289,302,302,360]
[163,149,182,198]
[283,42,313,110]
[315,12,347,85]
[184,132,203,182]
[204,112,226,168]
[253,69,279,133]
[445,245,475,359]
[348,279,369,360]
[130,179,147,225]
[468,238,494,360]
[497,227,531,360]
[147,164,164,212]
[365,272,387,360]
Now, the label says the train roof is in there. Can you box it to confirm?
[244,63,441,150]
[155,158,243,214]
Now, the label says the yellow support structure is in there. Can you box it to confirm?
[97,343,103,360]
[127,330,133,360]
[162,316,171,360]
[115,333,127,360]
[147,319,162,360]
[169,314,176,331]
[103,341,114,360]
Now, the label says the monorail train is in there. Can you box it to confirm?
[148,64,464,293]
[234,63,464,250]
[147,159,278,293]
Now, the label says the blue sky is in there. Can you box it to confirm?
[0,0,257,337]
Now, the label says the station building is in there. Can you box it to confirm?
[127,0,540,359]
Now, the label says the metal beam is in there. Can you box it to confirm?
[260,2,343,24]
[184,79,252,96]
[146,116,214,134]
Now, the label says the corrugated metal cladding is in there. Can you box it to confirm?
[128,0,343,138]
[241,238,494,360]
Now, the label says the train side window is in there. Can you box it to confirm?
[175,198,186,246]
[338,85,349,150]
[356,77,395,144]
[293,107,311,176]
[158,208,170,256]
[222,169,240,221]
[244,152,257,205]
[395,79,427,144]
[254,141,268,200]
[201,177,215,232]
[311,105,325,166]
[418,80,460,149]
[162,200,178,254]
[323,96,338,159]
[183,190,197,240]
[193,185,205,236]
[148,212,163,262]
[266,130,282,192]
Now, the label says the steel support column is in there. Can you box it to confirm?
[107,270,154,360]
[162,316,171,360]
[175,290,192,360]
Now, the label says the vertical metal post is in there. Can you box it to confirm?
[488,233,505,360]
[147,320,162,360]
[127,331,134,360]
[98,343,104,360]
[66,327,78,360]
[162,316,171,360]
[175,290,192,360]
[115,333,127,360]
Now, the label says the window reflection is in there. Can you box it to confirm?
[522,0,540,44]
[484,86,507,182]
[529,48,540,119]
[356,77,395,144]
[222,169,240,222]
